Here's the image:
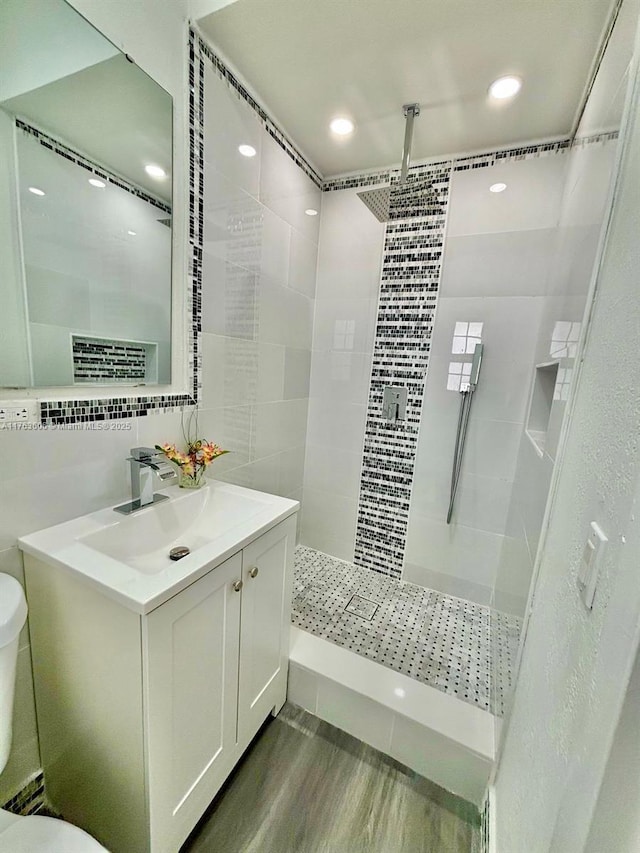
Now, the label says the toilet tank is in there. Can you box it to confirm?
[0,574,28,773]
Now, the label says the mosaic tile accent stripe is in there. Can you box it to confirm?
[293,546,521,716]
[572,129,619,148]
[72,338,148,384]
[1,771,46,816]
[37,32,205,426]
[453,138,571,171]
[354,162,452,577]
[16,119,171,214]
[194,33,323,189]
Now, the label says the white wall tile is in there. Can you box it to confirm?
[441,229,557,298]
[283,347,312,400]
[203,66,262,198]
[315,188,384,300]
[410,468,513,536]
[201,253,258,340]
[414,415,524,483]
[423,295,544,423]
[258,278,313,349]
[305,400,367,455]
[493,532,532,617]
[258,206,291,287]
[404,515,503,591]
[312,296,378,354]
[216,454,280,494]
[447,156,567,237]
[203,165,263,271]
[197,405,255,471]
[254,399,308,459]
[289,228,318,298]
[259,131,321,241]
[308,351,372,406]
[304,445,363,500]
[300,488,357,562]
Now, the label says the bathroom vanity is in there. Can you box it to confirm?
[19,481,298,853]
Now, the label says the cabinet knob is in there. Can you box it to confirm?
[232,580,243,592]
[249,566,259,579]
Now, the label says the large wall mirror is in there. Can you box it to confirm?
[0,0,174,390]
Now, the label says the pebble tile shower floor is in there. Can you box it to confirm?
[292,546,522,716]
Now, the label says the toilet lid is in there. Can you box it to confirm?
[0,814,108,852]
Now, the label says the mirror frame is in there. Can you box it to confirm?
[0,8,200,426]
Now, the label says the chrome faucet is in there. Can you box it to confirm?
[114,447,177,515]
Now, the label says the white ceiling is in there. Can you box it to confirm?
[197,0,617,177]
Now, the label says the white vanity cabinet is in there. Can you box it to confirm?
[24,512,296,853]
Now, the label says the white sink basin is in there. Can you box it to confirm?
[80,485,268,574]
[19,481,298,613]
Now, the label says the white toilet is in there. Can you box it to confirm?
[0,573,108,852]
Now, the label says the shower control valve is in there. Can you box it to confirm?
[382,386,407,422]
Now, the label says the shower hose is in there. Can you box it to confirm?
[447,387,474,524]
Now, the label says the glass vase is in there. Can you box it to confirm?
[178,470,206,489]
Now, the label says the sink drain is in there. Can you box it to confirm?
[169,546,190,561]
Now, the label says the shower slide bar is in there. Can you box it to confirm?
[447,343,484,524]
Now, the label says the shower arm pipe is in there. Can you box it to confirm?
[400,103,420,184]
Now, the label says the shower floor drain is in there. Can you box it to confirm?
[345,594,378,621]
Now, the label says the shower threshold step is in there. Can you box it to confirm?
[288,626,495,807]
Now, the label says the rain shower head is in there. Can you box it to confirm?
[357,102,436,223]
[357,174,435,223]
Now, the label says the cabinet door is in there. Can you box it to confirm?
[144,553,243,853]
[238,515,296,747]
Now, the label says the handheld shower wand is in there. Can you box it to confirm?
[447,343,484,524]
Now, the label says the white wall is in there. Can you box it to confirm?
[584,643,640,853]
[404,155,565,605]
[0,0,188,804]
[494,9,640,848]
[300,187,384,559]
[493,0,638,620]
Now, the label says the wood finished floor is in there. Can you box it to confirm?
[182,705,479,853]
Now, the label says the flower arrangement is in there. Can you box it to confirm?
[156,410,228,489]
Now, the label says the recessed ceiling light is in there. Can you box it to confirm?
[238,144,257,158]
[127,230,137,236]
[394,687,406,698]
[489,76,522,100]
[305,208,318,216]
[88,178,106,188]
[145,164,167,179]
[28,186,45,196]
[330,117,354,136]
[490,182,507,193]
